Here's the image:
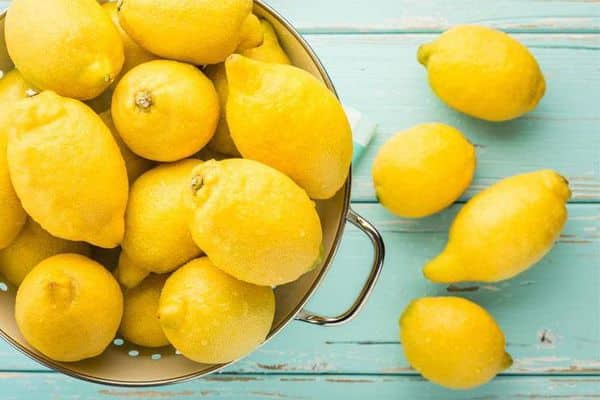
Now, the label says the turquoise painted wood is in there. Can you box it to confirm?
[1,0,599,399]
[1,374,600,400]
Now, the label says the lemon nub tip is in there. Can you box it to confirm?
[502,352,514,371]
[417,44,432,66]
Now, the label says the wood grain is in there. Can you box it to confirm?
[266,0,600,33]
[0,373,599,399]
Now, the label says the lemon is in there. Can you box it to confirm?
[226,55,352,199]
[6,91,129,248]
[240,19,291,65]
[418,25,545,121]
[15,254,123,362]
[0,70,33,249]
[424,170,570,283]
[184,159,322,286]
[118,0,260,65]
[120,274,169,348]
[5,0,124,100]
[0,69,37,104]
[206,19,291,156]
[0,219,90,287]
[114,251,150,289]
[372,123,476,218]
[236,14,264,51]
[122,159,203,274]
[400,297,512,389]
[103,2,157,82]
[159,257,275,364]
[99,111,153,183]
[204,64,240,156]
[112,60,219,162]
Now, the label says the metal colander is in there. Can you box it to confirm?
[0,0,385,386]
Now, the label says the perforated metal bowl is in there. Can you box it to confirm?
[0,0,385,386]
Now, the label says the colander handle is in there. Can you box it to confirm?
[295,208,385,326]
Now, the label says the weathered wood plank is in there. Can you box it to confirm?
[0,373,600,399]
[1,204,598,374]
[296,33,600,202]
[266,0,600,33]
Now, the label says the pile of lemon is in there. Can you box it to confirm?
[0,0,352,364]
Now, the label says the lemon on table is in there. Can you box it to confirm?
[5,0,124,100]
[400,297,512,389]
[372,123,476,218]
[15,254,123,362]
[118,0,261,65]
[114,252,150,289]
[184,159,322,286]
[0,219,90,287]
[206,19,291,156]
[99,111,153,183]
[159,257,275,364]
[122,159,203,274]
[226,55,352,199]
[0,70,34,249]
[120,274,169,348]
[424,170,570,283]
[418,25,545,121]
[6,91,129,248]
[112,60,219,162]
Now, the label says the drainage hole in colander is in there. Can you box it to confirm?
[175,349,182,356]
[0,282,8,292]
[128,350,139,357]
[113,338,124,346]
[151,354,162,361]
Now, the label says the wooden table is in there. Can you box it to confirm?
[1,1,599,398]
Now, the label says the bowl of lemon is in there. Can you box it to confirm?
[0,0,384,386]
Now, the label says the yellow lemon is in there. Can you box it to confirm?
[372,123,476,218]
[99,111,153,183]
[15,254,123,362]
[0,219,90,287]
[418,25,545,121]
[112,60,219,162]
[103,2,157,81]
[118,0,260,65]
[114,251,150,289]
[206,19,290,156]
[184,159,322,286]
[424,170,570,283]
[0,69,37,104]
[122,159,203,274]
[6,91,129,248]
[0,70,34,249]
[226,55,352,199]
[236,14,264,51]
[158,257,275,364]
[5,0,124,100]
[240,19,291,65]
[400,297,512,389]
[120,274,169,348]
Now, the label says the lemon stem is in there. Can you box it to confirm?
[191,175,204,194]
[135,90,153,111]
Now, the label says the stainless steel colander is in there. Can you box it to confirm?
[0,0,385,386]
